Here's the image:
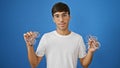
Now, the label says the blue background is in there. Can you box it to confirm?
[0,0,120,68]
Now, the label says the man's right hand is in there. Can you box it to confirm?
[23,31,36,46]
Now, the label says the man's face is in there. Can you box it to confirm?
[53,12,70,31]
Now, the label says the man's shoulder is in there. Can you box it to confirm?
[71,31,84,41]
[43,30,55,37]
[72,31,82,38]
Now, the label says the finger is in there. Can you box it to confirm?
[95,42,99,47]
[88,38,94,44]
[27,32,33,37]
[90,40,98,48]
[92,39,99,46]
[93,42,99,49]
[24,32,31,40]
[91,39,98,46]
[23,33,27,41]
[29,31,33,35]
[90,37,97,42]
[29,31,34,37]
[88,40,94,48]
[23,33,29,42]
[24,33,29,39]
[27,32,30,35]
[23,33,27,37]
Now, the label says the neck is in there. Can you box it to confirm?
[56,28,71,35]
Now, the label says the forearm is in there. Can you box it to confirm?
[27,45,39,68]
[24,31,42,68]
[82,50,94,67]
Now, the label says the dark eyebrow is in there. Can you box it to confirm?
[54,12,68,15]
[62,12,67,15]
[54,13,58,15]
[62,12,68,14]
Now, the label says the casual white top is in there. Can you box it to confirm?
[36,30,87,68]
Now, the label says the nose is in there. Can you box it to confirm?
[59,16,63,22]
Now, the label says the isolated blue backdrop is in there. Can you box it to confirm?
[0,0,120,68]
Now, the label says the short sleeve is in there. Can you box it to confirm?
[78,36,87,58]
[36,34,47,57]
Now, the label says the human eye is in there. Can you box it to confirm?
[54,15,59,18]
[62,13,68,17]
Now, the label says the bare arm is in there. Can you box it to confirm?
[80,36,99,68]
[80,50,94,68]
[24,31,43,68]
[27,45,42,68]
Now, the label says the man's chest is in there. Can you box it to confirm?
[45,38,79,56]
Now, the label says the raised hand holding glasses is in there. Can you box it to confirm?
[24,31,40,46]
[87,35,101,50]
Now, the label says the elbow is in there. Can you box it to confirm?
[28,55,41,68]
[31,63,37,68]
[81,62,89,68]
[30,61,38,68]
[29,58,39,68]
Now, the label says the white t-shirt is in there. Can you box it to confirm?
[36,31,86,68]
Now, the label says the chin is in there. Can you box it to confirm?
[60,28,67,31]
[57,26,68,30]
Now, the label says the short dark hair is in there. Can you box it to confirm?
[51,2,70,16]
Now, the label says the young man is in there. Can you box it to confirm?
[24,2,99,68]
